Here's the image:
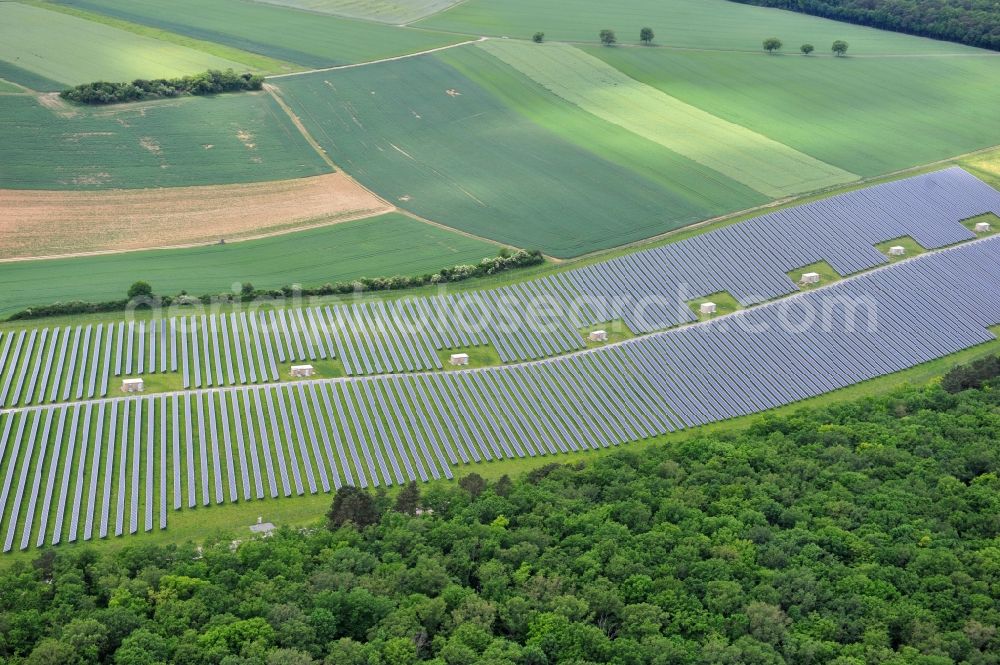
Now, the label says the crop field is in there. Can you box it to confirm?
[0,79,24,93]
[273,50,767,257]
[0,60,65,93]
[0,172,389,259]
[0,213,499,317]
[417,0,981,55]
[0,2,248,87]
[0,92,329,189]
[251,0,461,24]
[594,47,1000,178]
[481,41,858,198]
[54,0,468,68]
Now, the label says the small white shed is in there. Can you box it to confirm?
[290,364,315,378]
[122,378,144,393]
[588,329,609,342]
[450,353,469,366]
[249,518,277,536]
[974,221,991,233]
[800,272,820,285]
[699,302,717,315]
[888,245,906,257]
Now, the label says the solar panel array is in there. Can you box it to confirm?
[1,168,995,406]
[0,236,997,550]
[562,166,1000,332]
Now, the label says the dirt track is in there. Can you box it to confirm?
[0,172,393,260]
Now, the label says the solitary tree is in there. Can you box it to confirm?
[127,281,153,299]
[763,37,783,53]
[800,43,814,55]
[327,486,380,529]
[532,31,544,43]
[394,481,420,516]
[458,472,487,498]
[640,27,654,45]
[600,29,617,46]
[832,40,849,56]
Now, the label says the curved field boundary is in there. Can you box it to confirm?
[480,40,857,197]
[0,237,997,551]
[0,168,995,404]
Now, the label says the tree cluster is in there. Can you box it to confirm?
[734,0,1000,51]
[596,28,656,46]
[60,70,265,105]
[764,37,848,54]
[941,353,1000,393]
[6,249,544,322]
[2,361,999,664]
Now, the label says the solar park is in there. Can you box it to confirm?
[0,168,999,551]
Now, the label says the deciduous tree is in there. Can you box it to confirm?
[328,486,381,528]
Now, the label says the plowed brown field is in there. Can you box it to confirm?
[0,172,392,259]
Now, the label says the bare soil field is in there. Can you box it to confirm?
[0,172,392,259]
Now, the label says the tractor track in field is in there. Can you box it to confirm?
[267,36,488,79]
[264,80,524,254]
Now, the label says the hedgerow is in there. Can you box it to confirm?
[7,249,544,321]
[60,69,264,105]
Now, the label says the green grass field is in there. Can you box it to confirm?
[481,41,857,197]
[0,79,25,93]
[54,0,468,68]
[32,0,298,75]
[688,292,741,320]
[276,56,660,256]
[0,2,249,87]
[0,60,66,93]
[875,236,925,262]
[274,49,769,257]
[0,92,329,189]
[580,321,634,347]
[788,260,841,290]
[593,47,1000,178]
[0,213,500,317]
[250,0,461,24]
[437,47,768,219]
[417,0,982,55]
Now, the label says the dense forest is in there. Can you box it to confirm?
[1,359,999,664]
[729,0,1000,50]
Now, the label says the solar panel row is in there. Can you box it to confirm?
[2,169,994,405]
[0,236,997,550]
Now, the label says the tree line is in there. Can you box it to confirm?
[763,37,849,54]
[730,0,1000,51]
[60,70,265,105]
[531,28,656,46]
[7,249,544,321]
[1,355,998,663]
